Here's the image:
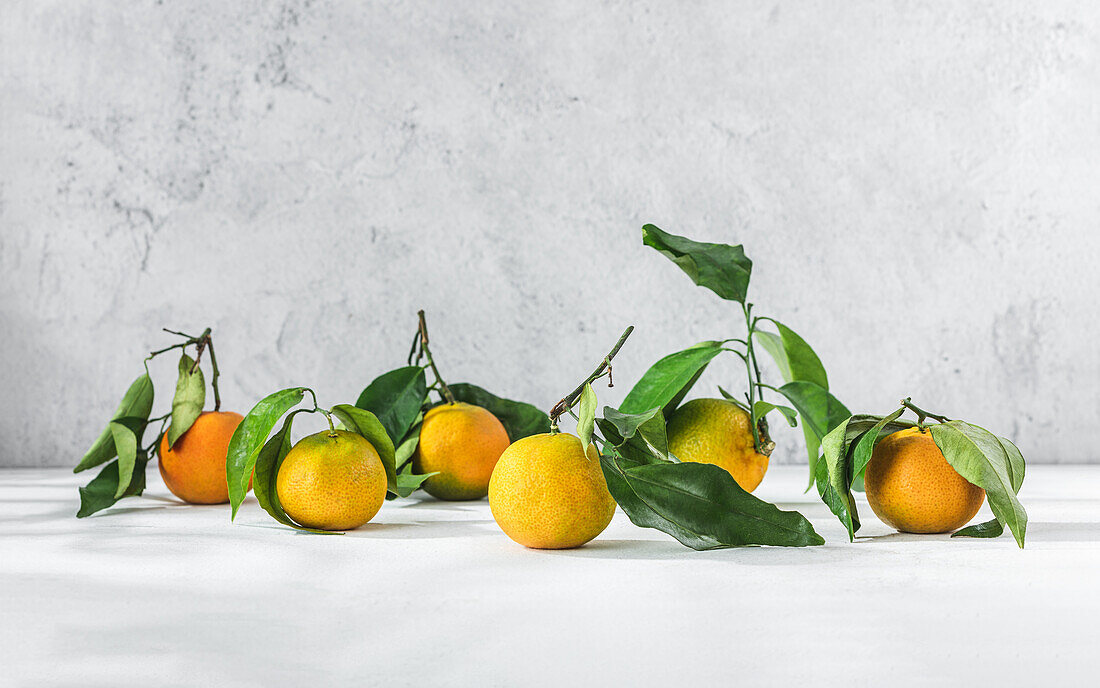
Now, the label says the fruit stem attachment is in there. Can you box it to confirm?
[414,310,455,404]
[901,397,950,430]
[318,408,338,437]
[547,325,634,432]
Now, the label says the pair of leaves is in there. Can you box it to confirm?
[931,421,1027,546]
[755,322,849,488]
[74,373,155,517]
[818,410,916,539]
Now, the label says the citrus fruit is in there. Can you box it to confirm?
[488,432,616,549]
[275,430,387,531]
[864,426,985,533]
[158,411,244,504]
[665,398,770,493]
[413,401,510,500]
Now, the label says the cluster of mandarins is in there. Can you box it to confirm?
[153,395,979,548]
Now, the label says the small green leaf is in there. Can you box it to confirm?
[109,416,147,499]
[76,453,150,518]
[596,419,665,467]
[952,518,1004,539]
[394,464,438,498]
[850,407,907,479]
[620,341,724,416]
[76,373,154,473]
[716,386,750,413]
[354,366,428,444]
[753,331,791,382]
[576,384,597,450]
[168,353,206,447]
[601,406,669,461]
[930,421,1028,547]
[394,429,420,472]
[227,387,306,518]
[642,224,752,303]
[753,400,798,428]
[601,457,823,549]
[447,383,549,441]
[331,404,398,495]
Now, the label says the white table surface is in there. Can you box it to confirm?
[2,465,1098,687]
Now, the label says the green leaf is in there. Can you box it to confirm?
[576,383,597,450]
[813,459,859,535]
[76,452,150,518]
[601,457,823,550]
[394,464,438,498]
[754,332,791,382]
[952,518,1004,539]
[716,386,750,413]
[620,341,724,416]
[601,406,669,461]
[776,381,851,441]
[850,407,907,479]
[109,416,147,499]
[758,321,828,390]
[930,421,1028,547]
[817,415,864,541]
[997,435,1026,494]
[446,383,549,441]
[596,419,665,467]
[331,404,398,495]
[642,224,752,303]
[354,366,428,444]
[252,410,302,529]
[227,387,306,518]
[76,373,154,473]
[753,400,798,428]
[168,353,206,447]
[394,429,420,472]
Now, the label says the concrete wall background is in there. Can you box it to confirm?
[2,1,1098,467]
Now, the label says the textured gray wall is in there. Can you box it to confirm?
[2,1,1098,467]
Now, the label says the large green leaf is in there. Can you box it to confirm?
[168,353,206,447]
[227,387,306,518]
[930,421,1028,547]
[447,383,549,441]
[602,457,823,549]
[354,366,428,445]
[601,406,669,461]
[76,373,154,473]
[642,224,752,303]
[76,452,150,518]
[620,341,724,416]
[331,404,398,495]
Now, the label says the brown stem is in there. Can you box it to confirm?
[548,326,634,429]
[417,310,455,404]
